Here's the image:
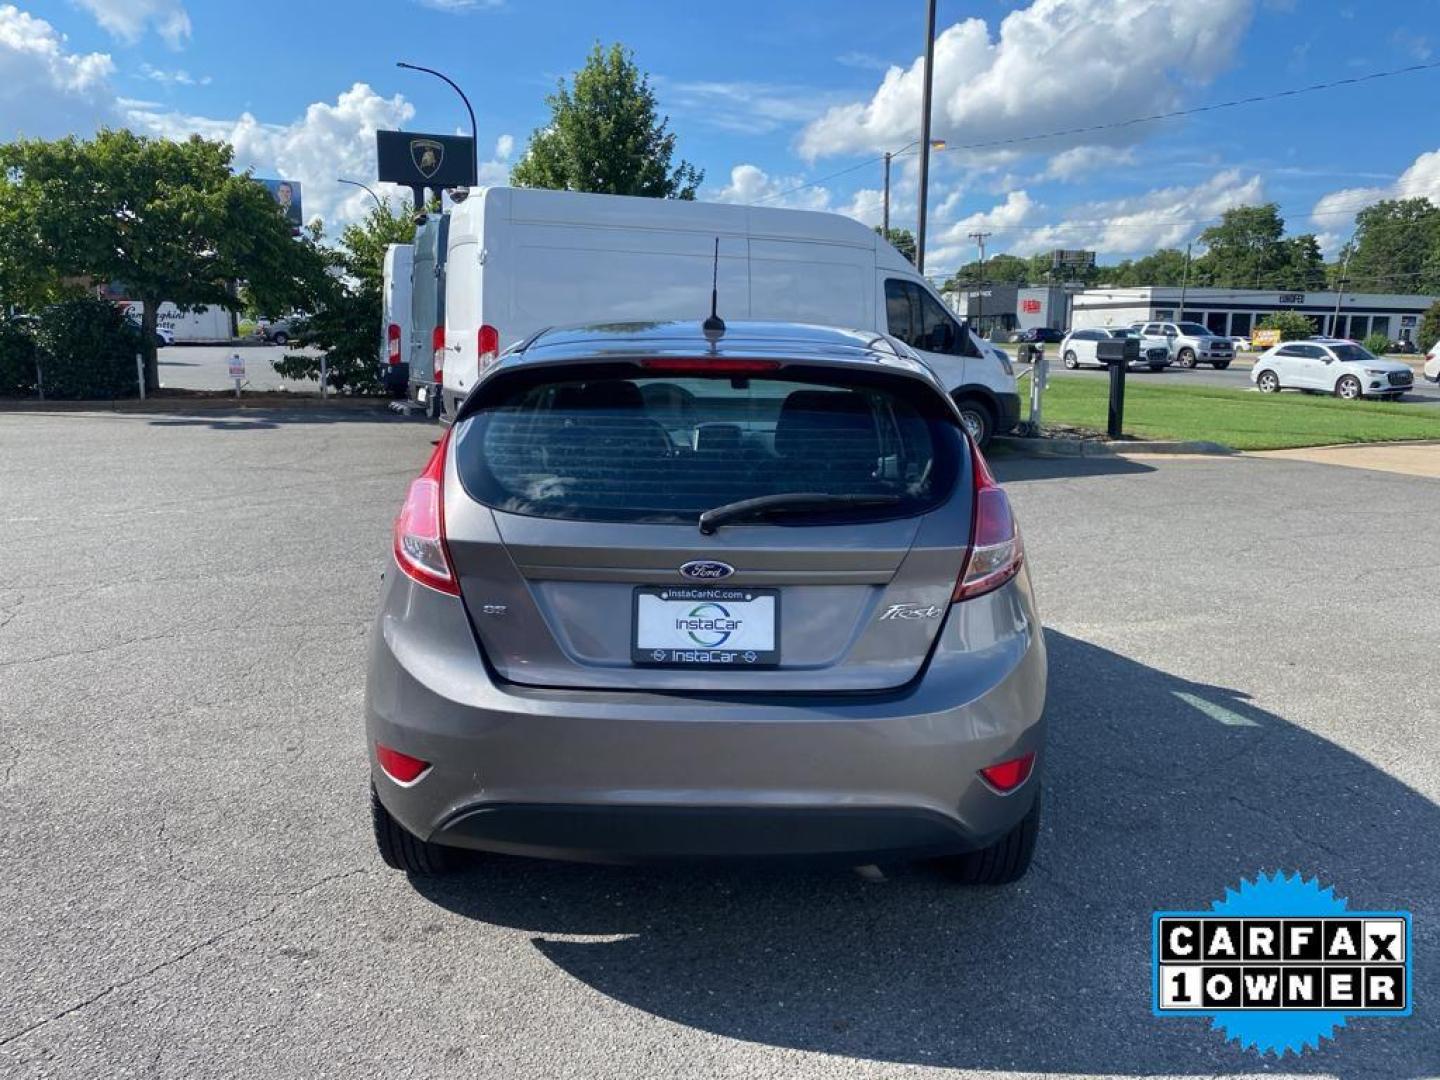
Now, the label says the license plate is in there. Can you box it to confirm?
[632,586,779,667]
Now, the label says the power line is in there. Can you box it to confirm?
[751,57,1440,207]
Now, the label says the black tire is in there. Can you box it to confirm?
[1148,364,1166,373]
[952,396,995,448]
[1257,369,1281,394]
[154,333,167,348]
[1335,375,1362,401]
[271,331,289,346]
[932,791,1040,885]
[1212,360,1230,370]
[1062,350,1078,369]
[371,782,455,875]
[1176,348,1197,368]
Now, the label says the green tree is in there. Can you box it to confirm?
[1193,204,1293,288]
[273,200,418,393]
[1122,248,1191,287]
[0,130,325,390]
[511,43,702,199]
[875,227,916,265]
[1346,198,1440,293]
[1418,299,1440,349]
[943,253,1031,290]
[1257,310,1315,342]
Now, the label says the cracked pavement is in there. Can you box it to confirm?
[0,410,1435,1079]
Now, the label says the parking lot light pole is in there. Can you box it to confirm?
[337,178,384,213]
[915,0,938,273]
[396,61,479,186]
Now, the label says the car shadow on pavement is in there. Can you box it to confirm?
[414,631,1437,1078]
[988,452,1158,483]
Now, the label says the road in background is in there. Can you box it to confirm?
[157,344,314,392]
[1,410,1434,1079]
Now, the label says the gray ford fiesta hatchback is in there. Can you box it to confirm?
[366,321,1047,882]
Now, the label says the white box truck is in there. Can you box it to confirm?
[439,187,1018,445]
[380,243,414,394]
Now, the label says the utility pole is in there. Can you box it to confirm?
[882,152,891,237]
[915,0,938,273]
[1332,244,1353,337]
[1178,241,1192,318]
[969,231,991,334]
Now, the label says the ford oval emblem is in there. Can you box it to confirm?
[680,560,735,580]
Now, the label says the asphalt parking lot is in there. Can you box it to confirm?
[1,409,1436,1079]
[156,344,302,392]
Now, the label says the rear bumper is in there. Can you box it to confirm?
[365,567,1047,864]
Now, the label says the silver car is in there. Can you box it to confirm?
[366,321,1047,881]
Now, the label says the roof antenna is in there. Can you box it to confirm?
[702,237,725,336]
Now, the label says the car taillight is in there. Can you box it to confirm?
[375,743,430,784]
[979,751,1035,793]
[432,326,446,379]
[393,430,460,596]
[953,441,1024,602]
[478,324,500,370]
[387,323,401,365]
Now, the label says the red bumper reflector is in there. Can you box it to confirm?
[979,751,1035,793]
[376,743,430,784]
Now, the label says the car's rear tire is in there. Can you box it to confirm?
[1176,348,1197,368]
[1257,369,1281,393]
[953,395,995,448]
[1063,350,1078,369]
[271,331,289,346]
[371,782,456,875]
[931,792,1040,885]
[1212,360,1230,370]
[1335,375,1362,400]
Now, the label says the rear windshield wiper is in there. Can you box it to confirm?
[698,492,905,535]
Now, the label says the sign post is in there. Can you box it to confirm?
[227,352,246,399]
[1028,345,1047,431]
[319,355,328,400]
[136,352,146,402]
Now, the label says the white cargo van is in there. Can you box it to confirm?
[380,243,413,394]
[440,187,1018,444]
[406,213,450,417]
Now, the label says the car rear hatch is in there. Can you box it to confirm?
[443,354,974,692]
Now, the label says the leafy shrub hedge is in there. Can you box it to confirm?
[1362,332,1393,356]
[0,318,39,396]
[30,298,144,399]
[1257,311,1315,343]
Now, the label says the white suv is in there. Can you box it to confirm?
[1252,338,1414,400]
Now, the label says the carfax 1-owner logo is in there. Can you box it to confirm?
[1152,872,1413,1056]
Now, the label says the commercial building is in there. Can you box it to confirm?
[1069,286,1436,345]
[943,285,1071,338]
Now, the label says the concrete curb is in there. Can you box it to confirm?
[993,434,1235,458]
[0,395,392,414]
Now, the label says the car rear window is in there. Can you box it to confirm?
[454,368,961,524]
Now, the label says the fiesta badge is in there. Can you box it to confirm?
[679,560,735,581]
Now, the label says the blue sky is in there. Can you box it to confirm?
[9,0,1440,274]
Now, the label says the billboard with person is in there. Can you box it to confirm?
[259,178,303,227]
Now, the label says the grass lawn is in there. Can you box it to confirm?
[1040,376,1440,450]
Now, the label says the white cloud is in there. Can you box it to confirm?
[126,83,418,230]
[0,5,118,138]
[798,0,1253,162]
[927,169,1263,270]
[495,133,514,160]
[709,163,832,211]
[1043,145,1135,181]
[1310,148,1440,251]
[73,0,190,48]
[661,79,840,135]
[413,0,504,11]
[139,62,209,87]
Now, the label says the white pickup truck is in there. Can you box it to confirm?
[1132,320,1235,369]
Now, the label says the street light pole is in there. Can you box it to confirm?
[915,0,938,273]
[396,61,479,186]
[1332,243,1353,337]
[969,231,991,334]
[337,177,384,213]
[1178,240,1192,317]
[882,152,891,237]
